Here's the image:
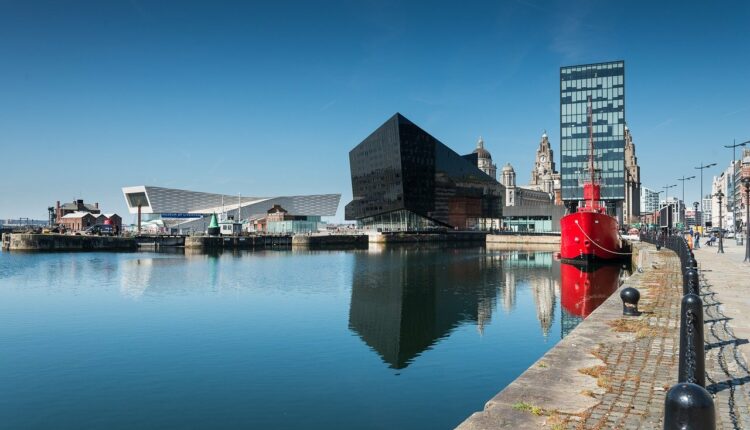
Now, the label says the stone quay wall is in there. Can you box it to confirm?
[486,233,561,245]
[2,233,137,252]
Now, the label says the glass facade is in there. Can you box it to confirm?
[503,216,553,233]
[345,113,502,231]
[266,218,324,234]
[560,61,625,203]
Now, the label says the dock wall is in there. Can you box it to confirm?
[2,233,137,251]
[486,233,561,245]
[184,235,293,249]
[368,231,487,244]
[292,234,368,248]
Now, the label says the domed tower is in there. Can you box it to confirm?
[473,137,497,180]
[500,163,516,187]
[501,163,516,206]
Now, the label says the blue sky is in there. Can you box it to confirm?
[1,0,749,221]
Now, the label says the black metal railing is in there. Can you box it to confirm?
[640,233,715,429]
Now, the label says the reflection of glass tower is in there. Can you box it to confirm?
[348,249,500,369]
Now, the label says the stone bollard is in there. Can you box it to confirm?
[678,294,706,387]
[685,269,699,296]
[620,287,641,316]
[663,382,715,430]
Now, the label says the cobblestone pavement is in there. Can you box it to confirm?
[696,243,750,430]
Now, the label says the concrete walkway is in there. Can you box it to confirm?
[457,243,750,429]
[694,241,750,429]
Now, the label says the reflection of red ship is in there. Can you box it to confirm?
[560,98,626,263]
[560,263,621,317]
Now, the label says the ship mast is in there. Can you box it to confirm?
[588,96,595,187]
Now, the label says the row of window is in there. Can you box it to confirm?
[562,95,624,107]
[561,62,624,80]
[562,125,625,138]
[561,75,624,90]
[561,95,624,111]
[562,112,625,126]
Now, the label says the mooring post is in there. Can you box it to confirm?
[678,293,706,387]
[620,287,640,316]
[663,382,715,430]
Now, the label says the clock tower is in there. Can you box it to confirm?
[529,131,562,205]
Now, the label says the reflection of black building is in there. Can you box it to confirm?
[345,113,503,231]
[348,248,500,369]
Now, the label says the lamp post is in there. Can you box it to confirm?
[716,190,725,253]
[724,139,749,231]
[695,162,717,228]
[744,177,750,262]
[677,175,695,225]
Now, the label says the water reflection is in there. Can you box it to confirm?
[348,247,563,369]
[348,247,501,369]
[560,263,622,337]
[498,251,560,337]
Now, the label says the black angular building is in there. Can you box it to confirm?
[345,113,503,231]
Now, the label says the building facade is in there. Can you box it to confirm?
[55,199,101,224]
[122,186,340,233]
[560,61,626,220]
[265,204,324,234]
[345,113,503,231]
[640,187,660,216]
[623,126,641,224]
[702,196,713,227]
[712,166,734,230]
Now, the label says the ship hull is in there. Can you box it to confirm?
[560,211,623,263]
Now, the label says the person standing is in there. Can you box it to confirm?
[694,230,701,249]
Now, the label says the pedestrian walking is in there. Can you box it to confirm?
[694,230,701,248]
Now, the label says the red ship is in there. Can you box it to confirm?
[559,98,627,263]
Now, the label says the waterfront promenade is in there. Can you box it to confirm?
[695,242,750,429]
[458,242,750,429]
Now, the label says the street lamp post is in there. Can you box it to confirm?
[695,163,717,228]
[677,175,695,225]
[724,140,749,231]
[716,190,725,253]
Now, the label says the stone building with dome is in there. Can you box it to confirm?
[472,137,497,180]
[499,163,553,208]
[492,132,566,232]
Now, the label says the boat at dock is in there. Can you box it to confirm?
[559,98,628,264]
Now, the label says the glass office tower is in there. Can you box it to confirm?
[560,61,625,216]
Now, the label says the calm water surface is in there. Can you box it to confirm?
[0,246,615,429]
